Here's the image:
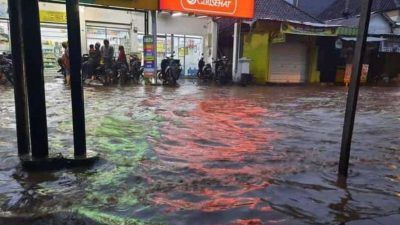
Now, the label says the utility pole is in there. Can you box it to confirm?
[338,0,373,178]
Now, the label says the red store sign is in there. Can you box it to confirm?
[160,0,255,19]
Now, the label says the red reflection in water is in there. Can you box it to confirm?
[232,219,262,225]
[152,98,280,216]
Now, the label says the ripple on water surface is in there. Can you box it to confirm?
[0,82,399,224]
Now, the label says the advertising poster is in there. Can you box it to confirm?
[143,35,156,79]
[344,64,369,85]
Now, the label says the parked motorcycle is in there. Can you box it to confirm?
[0,53,14,86]
[197,55,213,82]
[158,53,182,85]
[128,54,144,84]
[214,56,231,85]
[80,56,116,86]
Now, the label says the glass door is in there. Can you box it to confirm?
[185,36,203,77]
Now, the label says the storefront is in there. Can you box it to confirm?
[335,36,400,84]
[0,0,218,76]
[159,0,254,76]
[243,20,339,84]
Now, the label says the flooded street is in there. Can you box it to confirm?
[0,80,399,225]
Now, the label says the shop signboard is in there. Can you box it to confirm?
[143,35,156,79]
[40,10,67,24]
[281,23,338,37]
[160,0,255,19]
[47,0,158,10]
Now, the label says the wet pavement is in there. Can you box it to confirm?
[0,79,399,225]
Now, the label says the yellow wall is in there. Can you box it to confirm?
[309,46,320,83]
[243,33,270,84]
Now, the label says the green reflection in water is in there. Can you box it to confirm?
[76,208,147,225]
[73,114,164,224]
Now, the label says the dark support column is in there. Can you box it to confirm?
[21,0,49,158]
[66,0,87,156]
[144,11,149,35]
[151,11,158,84]
[338,0,373,178]
[8,0,30,156]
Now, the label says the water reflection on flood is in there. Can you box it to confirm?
[0,80,399,225]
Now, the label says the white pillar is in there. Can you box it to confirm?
[79,6,86,54]
[211,19,218,62]
[130,12,138,54]
[232,20,241,82]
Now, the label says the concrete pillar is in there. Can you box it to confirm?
[232,20,241,82]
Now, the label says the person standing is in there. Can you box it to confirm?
[61,42,70,86]
[117,45,127,65]
[100,39,114,69]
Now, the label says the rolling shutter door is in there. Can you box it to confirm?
[269,43,307,83]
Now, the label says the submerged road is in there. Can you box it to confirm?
[0,80,399,225]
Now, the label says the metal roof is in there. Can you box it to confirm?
[254,0,321,23]
[319,0,400,21]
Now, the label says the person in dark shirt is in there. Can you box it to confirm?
[100,39,114,69]
[86,43,102,80]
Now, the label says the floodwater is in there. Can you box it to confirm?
[0,79,399,225]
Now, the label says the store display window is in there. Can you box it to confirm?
[0,20,10,53]
[40,26,68,71]
[86,26,131,57]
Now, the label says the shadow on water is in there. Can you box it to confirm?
[0,80,399,224]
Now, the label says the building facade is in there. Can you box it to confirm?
[0,0,218,76]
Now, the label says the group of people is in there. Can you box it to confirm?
[60,39,128,86]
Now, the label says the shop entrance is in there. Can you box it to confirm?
[269,42,307,83]
[138,34,203,77]
[40,24,68,74]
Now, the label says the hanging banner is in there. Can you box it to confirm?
[160,0,255,19]
[281,23,338,36]
[47,0,158,10]
[270,32,286,44]
[143,35,156,79]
